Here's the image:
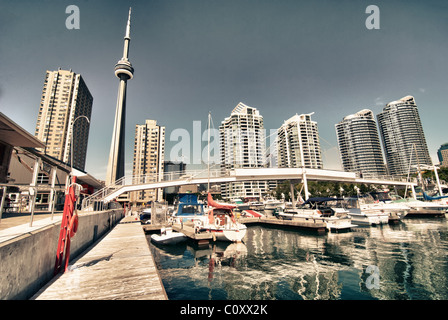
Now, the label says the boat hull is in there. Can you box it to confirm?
[325,218,357,231]
[210,226,247,242]
[151,233,187,245]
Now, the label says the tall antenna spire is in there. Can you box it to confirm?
[122,7,132,61]
[106,8,135,186]
[125,7,131,39]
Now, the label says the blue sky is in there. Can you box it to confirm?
[1,0,447,180]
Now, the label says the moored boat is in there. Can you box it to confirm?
[279,197,356,231]
[263,198,285,215]
[173,193,206,224]
[194,193,247,242]
[151,227,187,245]
[390,195,448,217]
[345,196,391,225]
[230,198,250,211]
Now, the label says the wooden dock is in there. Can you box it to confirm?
[32,218,167,300]
[143,216,326,244]
[406,208,447,218]
[240,216,327,232]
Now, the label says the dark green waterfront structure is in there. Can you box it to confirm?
[437,143,448,167]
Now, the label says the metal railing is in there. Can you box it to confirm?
[80,167,421,211]
[81,167,226,210]
[355,172,418,183]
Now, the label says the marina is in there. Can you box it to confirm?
[148,215,448,300]
[1,193,447,301]
[1,1,448,305]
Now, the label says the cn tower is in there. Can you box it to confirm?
[106,8,134,185]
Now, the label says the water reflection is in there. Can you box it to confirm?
[148,218,448,300]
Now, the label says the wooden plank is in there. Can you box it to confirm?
[142,224,164,232]
[406,209,446,217]
[239,216,326,230]
[172,223,213,240]
[32,221,167,300]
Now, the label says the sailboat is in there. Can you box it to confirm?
[193,112,248,242]
[193,193,247,242]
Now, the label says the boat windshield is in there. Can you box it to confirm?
[177,204,204,216]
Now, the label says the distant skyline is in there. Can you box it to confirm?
[1,0,447,180]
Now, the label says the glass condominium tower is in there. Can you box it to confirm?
[277,113,323,169]
[219,102,268,200]
[335,109,386,176]
[131,119,165,203]
[34,68,93,171]
[377,96,432,175]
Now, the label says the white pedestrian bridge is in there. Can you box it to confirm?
[81,167,418,210]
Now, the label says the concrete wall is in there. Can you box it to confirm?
[0,209,124,300]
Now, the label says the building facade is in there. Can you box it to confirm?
[437,143,448,167]
[219,102,269,200]
[377,96,432,175]
[131,120,165,204]
[335,109,386,176]
[34,68,93,171]
[163,161,186,203]
[277,113,323,169]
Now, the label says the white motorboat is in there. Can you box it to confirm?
[230,198,250,211]
[248,201,265,211]
[368,192,411,220]
[263,198,285,215]
[390,195,448,216]
[346,208,384,225]
[151,227,187,245]
[345,196,392,225]
[279,197,357,231]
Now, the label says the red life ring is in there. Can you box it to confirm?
[69,214,79,238]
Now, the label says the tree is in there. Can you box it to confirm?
[273,180,378,199]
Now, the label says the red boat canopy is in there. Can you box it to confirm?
[207,192,236,210]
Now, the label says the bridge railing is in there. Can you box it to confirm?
[356,172,418,183]
[81,167,419,211]
[81,168,227,210]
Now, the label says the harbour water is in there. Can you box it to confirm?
[147,217,448,300]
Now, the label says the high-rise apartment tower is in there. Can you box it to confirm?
[335,109,386,176]
[377,96,432,175]
[131,120,165,203]
[219,102,269,200]
[34,68,93,170]
[277,113,323,169]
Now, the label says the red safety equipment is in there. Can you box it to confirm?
[54,176,79,275]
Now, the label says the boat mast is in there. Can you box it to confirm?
[413,143,424,191]
[404,143,415,198]
[207,111,211,193]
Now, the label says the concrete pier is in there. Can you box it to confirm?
[32,217,167,300]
